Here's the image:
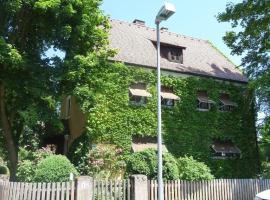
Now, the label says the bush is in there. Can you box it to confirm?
[87,144,125,179]
[16,160,35,182]
[178,156,214,181]
[261,162,270,178]
[34,155,78,182]
[68,133,92,174]
[16,147,56,182]
[125,149,179,180]
[0,165,9,175]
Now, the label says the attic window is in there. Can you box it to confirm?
[161,86,180,107]
[155,42,185,64]
[197,91,215,111]
[129,83,151,105]
[219,93,237,112]
[211,140,241,159]
[168,48,183,63]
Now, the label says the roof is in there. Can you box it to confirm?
[109,19,248,83]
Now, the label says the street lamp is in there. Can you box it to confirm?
[155,2,176,200]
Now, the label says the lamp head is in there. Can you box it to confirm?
[155,2,176,24]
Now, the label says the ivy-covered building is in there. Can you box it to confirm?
[61,19,259,178]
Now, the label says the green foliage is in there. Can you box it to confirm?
[69,137,125,179]
[217,1,270,145]
[16,147,55,182]
[87,144,125,179]
[0,156,9,175]
[262,162,270,179]
[125,149,179,180]
[0,0,111,178]
[178,156,214,181]
[0,165,8,175]
[77,61,258,178]
[68,133,92,175]
[16,160,35,182]
[34,155,78,183]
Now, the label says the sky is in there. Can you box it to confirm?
[101,0,243,66]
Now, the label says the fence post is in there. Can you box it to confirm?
[76,176,93,200]
[130,175,148,200]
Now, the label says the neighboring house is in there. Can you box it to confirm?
[61,19,259,178]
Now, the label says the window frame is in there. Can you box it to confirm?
[65,95,71,119]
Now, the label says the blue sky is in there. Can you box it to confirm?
[101,0,243,66]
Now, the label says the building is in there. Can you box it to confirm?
[61,19,259,178]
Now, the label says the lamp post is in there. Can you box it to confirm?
[155,2,176,200]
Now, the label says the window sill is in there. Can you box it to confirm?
[197,108,210,112]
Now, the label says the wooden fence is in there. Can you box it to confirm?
[149,179,270,200]
[93,179,131,200]
[1,178,270,200]
[0,181,75,200]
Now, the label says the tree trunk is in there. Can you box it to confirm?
[0,84,18,180]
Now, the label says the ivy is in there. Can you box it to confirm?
[74,61,259,178]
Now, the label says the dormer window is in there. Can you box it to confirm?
[197,90,215,111]
[219,93,237,112]
[161,86,180,107]
[168,48,183,63]
[153,41,185,64]
[129,83,151,106]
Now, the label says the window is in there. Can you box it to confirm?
[211,139,241,159]
[129,95,147,105]
[129,83,151,106]
[161,86,180,107]
[219,93,237,112]
[162,99,174,107]
[155,42,185,64]
[168,48,183,63]
[197,91,215,111]
[65,95,71,119]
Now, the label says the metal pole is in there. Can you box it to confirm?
[156,21,164,200]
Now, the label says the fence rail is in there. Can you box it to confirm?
[149,179,270,200]
[0,181,75,200]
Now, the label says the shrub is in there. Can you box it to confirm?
[16,147,55,182]
[87,144,125,179]
[34,155,78,182]
[16,160,35,182]
[68,133,92,174]
[261,162,270,178]
[0,165,9,175]
[178,156,214,181]
[125,149,179,180]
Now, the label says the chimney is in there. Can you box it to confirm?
[133,19,145,26]
[161,27,168,31]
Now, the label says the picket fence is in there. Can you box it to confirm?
[0,181,75,200]
[0,178,270,200]
[149,179,270,200]
[93,179,131,200]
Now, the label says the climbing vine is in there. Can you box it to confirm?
[73,61,259,178]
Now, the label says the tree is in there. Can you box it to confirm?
[217,0,270,165]
[0,0,111,180]
[217,0,270,112]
